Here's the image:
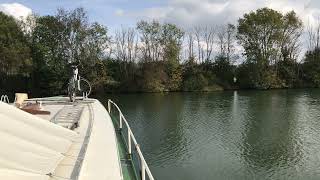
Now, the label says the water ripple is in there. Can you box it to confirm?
[103,90,320,180]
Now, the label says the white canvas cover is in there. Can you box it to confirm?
[0,169,49,180]
[0,102,78,179]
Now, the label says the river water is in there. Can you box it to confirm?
[102,89,320,180]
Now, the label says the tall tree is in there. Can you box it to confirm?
[0,12,32,76]
[279,11,303,62]
[193,26,215,63]
[237,8,283,66]
[237,8,302,88]
[137,20,162,61]
[161,23,184,91]
[303,48,320,87]
[32,15,71,95]
[114,26,138,62]
[217,23,236,63]
[31,8,110,95]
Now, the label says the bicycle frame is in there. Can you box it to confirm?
[68,64,92,102]
[72,65,81,91]
[68,65,79,102]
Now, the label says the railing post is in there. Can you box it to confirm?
[108,100,111,113]
[119,113,123,130]
[0,95,9,103]
[141,161,146,180]
[128,129,132,156]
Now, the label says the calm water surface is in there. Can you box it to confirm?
[101,89,320,180]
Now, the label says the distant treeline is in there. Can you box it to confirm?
[1,7,320,97]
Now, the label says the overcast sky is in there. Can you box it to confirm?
[1,0,320,29]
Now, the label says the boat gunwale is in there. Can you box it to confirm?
[108,99,155,180]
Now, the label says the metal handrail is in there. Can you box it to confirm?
[1,95,9,103]
[108,99,155,180]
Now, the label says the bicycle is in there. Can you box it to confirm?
[67,63,92,102]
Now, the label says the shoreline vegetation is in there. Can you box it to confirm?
[2,7,320,96]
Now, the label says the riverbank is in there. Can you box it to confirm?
[2,7,320,98]
[101,86,320,95]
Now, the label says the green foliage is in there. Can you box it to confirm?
[303,48,320,87]
[139,62,167,92]
[182,62,208,91]
[183,73,208,91]
[30,8,110,95]
[213,56,235,88]
[237,8,283,64]
[166,61,182,91]
[237,8,303,89]
[162,23,184,62]
[135,21,184,91]
[0,12,32,76]
[1,7,320,96]
[253,69,284,89]
[277,60,297,88]
[236,63,256,88]
[31,15,68,95]
[104,60,139,92]
[236,63,286,89]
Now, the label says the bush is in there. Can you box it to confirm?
[183,73,208,91]
[302,48,320,87]
[165,61,182,91]
[139,62,167,92]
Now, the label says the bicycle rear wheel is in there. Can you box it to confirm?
[68,80,76,102]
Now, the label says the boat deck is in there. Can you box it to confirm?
[26,97,124,180]
[0,96,152,180]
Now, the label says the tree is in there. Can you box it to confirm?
[161,23,184,91]
[186,31,195,61]
[56,8,89,64]
[303,48,320,87]
[237,8,283,65]
[2,6,315,94]
[277,11,302,87]
[193,26,215,63]
[237,8,302,89]
[81,22,110,92]
[194,26,203,63]
[307,21,320,51]
[0,12,32,76]
[137,20,162,61]
[136,20,184,91]
[114,26,138,63]
[279,11,303,62]
[31,15,68,95]
[217,24,236,63]
[31,8,110,95]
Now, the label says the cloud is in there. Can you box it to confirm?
[126,0,320,29]
[115,9,124,16]
[122,0,320,61]
[0,3,32,20]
